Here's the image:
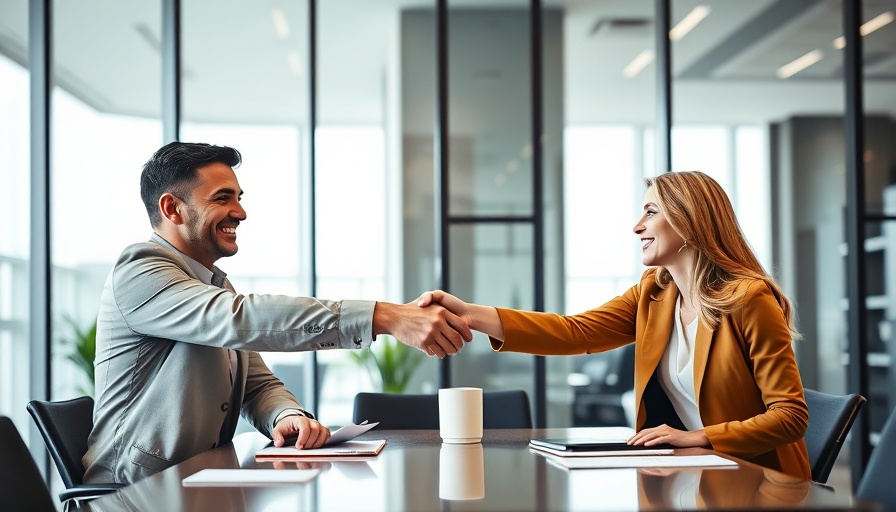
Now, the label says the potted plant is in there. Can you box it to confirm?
[349,335,425,393]
[62,316,97,397]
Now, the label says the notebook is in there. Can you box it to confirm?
[256,439,387,461]
[533,450,738,470]
[529,438,674,457]
[182,468,320,486]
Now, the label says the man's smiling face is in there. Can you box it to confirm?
[177,162,246,268]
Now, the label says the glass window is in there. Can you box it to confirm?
[861,0,896,452]
[402,4,564,423]
[50,1,164,404]
[0,0,31,439]
[671,0,846,397]
[314,0,398,436]
[181,1,314,441]
[558,0,655,428]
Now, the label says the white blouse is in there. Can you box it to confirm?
[657,296,704,431]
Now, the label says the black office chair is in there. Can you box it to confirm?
[26,396,125,506]
[802,388,866,483]
[0,415,57,512]
[571,344,635,426]
[856,405,896,512]
[353,389,533,429]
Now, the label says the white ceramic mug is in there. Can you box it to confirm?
[438,387,483,444]
[439,442,485,500]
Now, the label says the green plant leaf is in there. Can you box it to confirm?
[352,335,424,393]
[61,315,97,396]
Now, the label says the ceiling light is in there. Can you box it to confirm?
[669,6,711,41]
[833,11,894,49]
[623,50,655,78]
[776,49,823,79]
[271,8,290,39]
[862,11,895,34]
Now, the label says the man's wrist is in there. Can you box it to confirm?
[372,301,397,337]
[275,408,315,425]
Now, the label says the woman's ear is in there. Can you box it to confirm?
[159,193,183,225]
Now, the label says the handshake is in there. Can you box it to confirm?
[373,290,484,359]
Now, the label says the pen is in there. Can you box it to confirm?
[334,450,359,454]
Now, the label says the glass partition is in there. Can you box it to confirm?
[50,0,164,403]
[672,0,847,488]
[557,0,655,428]
[861,0,896,457]
[314,0,398,428]
[0,2,31,438]
[181,0,315,428]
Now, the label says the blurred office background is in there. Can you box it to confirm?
[1,0,895,499]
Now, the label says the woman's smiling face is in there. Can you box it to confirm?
[633,187,684,268]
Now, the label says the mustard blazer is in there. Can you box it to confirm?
[491,268,811,480]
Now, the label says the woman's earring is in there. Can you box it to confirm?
[678,239,688,253]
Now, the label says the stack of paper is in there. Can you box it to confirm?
[534,451,739,470]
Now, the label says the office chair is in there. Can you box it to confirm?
[571,344,635,426]
[802,388,866,483]
[26,396,125,506]
[0,415,57,512]
[353,389,533,429]
[857,406,896,512]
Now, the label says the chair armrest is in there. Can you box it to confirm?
[59,483,127,503]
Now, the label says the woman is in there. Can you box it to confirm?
[420,171,811,479]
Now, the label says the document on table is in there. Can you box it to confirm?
[256,439,387,461]
[532,450,739,470]
[326,421,379,445]
[182,468,320,487]
[282,420,379,447]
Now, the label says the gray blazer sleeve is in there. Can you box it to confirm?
[241,351,303,435]
[111,241,375,352]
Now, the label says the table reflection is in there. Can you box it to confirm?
[439,443,485,501]
[82,430,860,512]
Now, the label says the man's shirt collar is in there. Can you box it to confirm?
[150,232,228,287]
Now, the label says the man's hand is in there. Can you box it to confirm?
[416,290,505,340]
[373,301,472,359]
[627,424,710,448]
[272,415,331,449]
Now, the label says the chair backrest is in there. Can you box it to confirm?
[857,406,896,512]
[26,396,95,489]
[0,416,58,512]
[483,390,533,429]
[803,388,866,483]
[353,390,532,429]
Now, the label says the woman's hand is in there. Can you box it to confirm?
[628,424,710,448]
[416,290,505,340]
[416,290,473,326]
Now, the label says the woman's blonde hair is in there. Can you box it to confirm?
[646,171,800,339]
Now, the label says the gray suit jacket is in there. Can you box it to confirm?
[83,235,375,484]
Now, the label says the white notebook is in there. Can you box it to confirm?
[535,451,739,470]
[182,468,320,486]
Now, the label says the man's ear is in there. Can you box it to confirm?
[159,193,183,225]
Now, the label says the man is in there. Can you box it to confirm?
[83,141,470,484]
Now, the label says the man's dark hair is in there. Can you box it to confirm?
[140,142,241,227]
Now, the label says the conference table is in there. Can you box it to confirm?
[82,427,869,511]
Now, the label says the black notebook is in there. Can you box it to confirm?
[529,438,675,457]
